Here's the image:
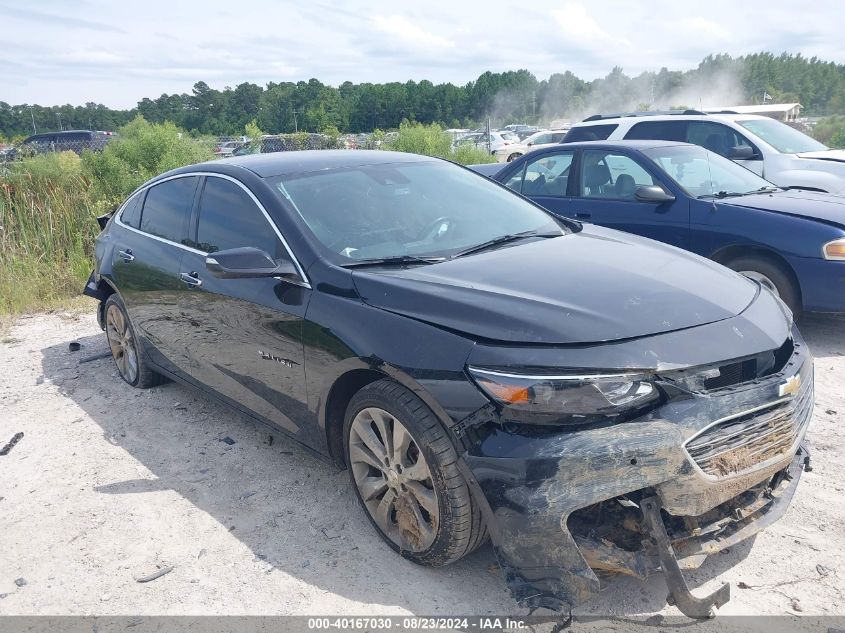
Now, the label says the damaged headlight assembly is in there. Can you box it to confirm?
[467,367,661,425]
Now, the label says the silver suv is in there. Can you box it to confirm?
[564,110,845,194]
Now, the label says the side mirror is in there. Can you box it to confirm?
[730,145,756,160]
[205,246,298,280]
[635,185,675,203]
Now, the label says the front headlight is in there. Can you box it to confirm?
[467,367,660,425]
[823,237,845,261]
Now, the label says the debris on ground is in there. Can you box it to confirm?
[78,350,112,364]
[14,578,27,587]
[219,436,236,445]
[135,565,174,583]
[68,342,81,352]
[0,433,24,457]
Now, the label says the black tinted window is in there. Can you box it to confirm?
[140,177,198,244]
[196,177,282,257]
[563,124,618,142]
[625,120,687,141]
[120,191,144,229]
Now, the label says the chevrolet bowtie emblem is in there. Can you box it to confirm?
[778,374,801,397]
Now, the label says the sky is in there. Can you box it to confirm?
[2,0,844,109]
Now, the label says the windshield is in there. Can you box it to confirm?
[737,119,827,153]
[643,145,776,198]
[270,161,563,262]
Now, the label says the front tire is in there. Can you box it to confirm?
[344,379,486,566]
[103,294,166,388]
[726,256,801,318]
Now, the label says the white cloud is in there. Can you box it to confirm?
[552,2,611,42]
[371,15,453,49]
[681,17,731,40]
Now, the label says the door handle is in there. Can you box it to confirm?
[575,212,592,220]
[180,272,202,287]
[118,249,134,262]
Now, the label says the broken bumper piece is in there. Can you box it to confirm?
[458,342,813,618]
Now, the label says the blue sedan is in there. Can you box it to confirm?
[473,140,845,316]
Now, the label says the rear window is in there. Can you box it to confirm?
[624,120,687,142]
[140,176,198,244]
[120,191,145,229]
[563,124,618,142]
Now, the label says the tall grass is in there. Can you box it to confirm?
[0,117,214,315]
[0,152,101,313]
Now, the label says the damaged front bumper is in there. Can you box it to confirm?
[456,329,814,618]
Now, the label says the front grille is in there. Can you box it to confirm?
[685,374,813,477]
[667,338,794,392]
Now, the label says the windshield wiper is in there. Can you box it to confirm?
[449,230,559,259]
[341,254,446,268]
[745,186,781,194]
[699,191,745,199]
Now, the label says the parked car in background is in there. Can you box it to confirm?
[214,140,243,158]
[476,140,845,316]
[564,111,845,193]
[502,124,540,140]
[499,129,570,162]
[84,150,812,618]
[18,130,113,156]
[457,131,519,160]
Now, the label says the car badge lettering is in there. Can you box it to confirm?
[258,350,299,368]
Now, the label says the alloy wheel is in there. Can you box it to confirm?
[349,407,439,552]
[105,304,139,384]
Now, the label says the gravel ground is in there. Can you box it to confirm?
[0,309,843,618]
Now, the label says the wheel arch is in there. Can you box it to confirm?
[321,362,458,469]
[710,243,802,306]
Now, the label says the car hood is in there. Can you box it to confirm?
[725,190,845,228]
[352,226,758,344]
[797,149,845,163]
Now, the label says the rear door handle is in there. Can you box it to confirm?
[118,249,134,262]
[180,272,202,287]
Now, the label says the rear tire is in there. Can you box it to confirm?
[103,294,167,388]
[343,379,487,566]
[726,256,802,318]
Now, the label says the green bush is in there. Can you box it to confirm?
[82,116,215,207]
[385,121,496,165]
[812,116,845,148]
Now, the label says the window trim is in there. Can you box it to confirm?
[114,171,310,288]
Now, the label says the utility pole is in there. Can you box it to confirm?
[56,112,63,131]
[292,110,300,133]
[29,106,37,134]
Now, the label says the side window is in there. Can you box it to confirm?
[119,191,145,229]
[139,176,198,245]
[563,124,618,142]
[519,151,574,197]
[686,122,755,158]
[624,120,687,141]
[504,166,525,192]
[580,151,656,200]
[196,177,284,258]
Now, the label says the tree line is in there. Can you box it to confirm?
[2,52,845,139]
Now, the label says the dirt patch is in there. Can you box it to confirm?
[711,446,760,477]
[394,494,424,550]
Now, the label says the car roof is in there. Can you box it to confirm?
[574,113,771,126]
[212,150,439,178]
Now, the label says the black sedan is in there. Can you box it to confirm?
[84,150,813,617]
